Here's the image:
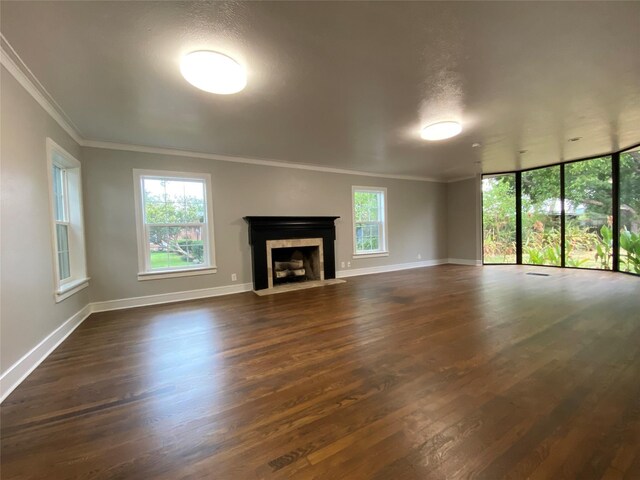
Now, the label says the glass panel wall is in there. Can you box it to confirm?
[564,156,612,269]
[483,144,639,276]
[482,174,517,264]
[521,166,562,266]
[620,146,640,274]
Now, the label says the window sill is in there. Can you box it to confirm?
[353,251,389,259]
[55,277,90,303]
[138,266,218,281]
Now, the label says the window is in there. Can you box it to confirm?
[620,146,640,275]
[133,170,217,280]
[352,186,388,256]
[564,156,612,269]
[482,174,516,264]
[47,139,89,302]
[482,143,640,275]
[522,166,562,266]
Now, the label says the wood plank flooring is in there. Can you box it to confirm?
[1,265,639,479]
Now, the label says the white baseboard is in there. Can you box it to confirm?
[336,258,448,278]
[0,304,92,403]
[447,258,482,266]
[91,282,253,313]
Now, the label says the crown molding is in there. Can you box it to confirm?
[0,33,83,144]
[82,139,442,183]
[1,34,444,184]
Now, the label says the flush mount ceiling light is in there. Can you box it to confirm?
[180,51,246,94]
[420,121,462,141]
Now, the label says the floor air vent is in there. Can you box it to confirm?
[527,272,550,276]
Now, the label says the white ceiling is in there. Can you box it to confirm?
[1,1,639,181]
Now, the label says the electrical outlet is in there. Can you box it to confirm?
[231,273,237,281]
[347,261,351,268]
[417,253,422,260]
[341,261,345,268]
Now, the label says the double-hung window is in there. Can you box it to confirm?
[352,186,388,256]
[47,139,89,302]
[133,170,217,280]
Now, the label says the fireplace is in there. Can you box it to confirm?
[244,216,339,291]
[267,238,323,289]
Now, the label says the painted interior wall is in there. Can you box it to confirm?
[0,67,92,373]
[446,176,482,263]
[81,147,448,302]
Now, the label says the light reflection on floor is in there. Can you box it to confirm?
[142,308,227,443]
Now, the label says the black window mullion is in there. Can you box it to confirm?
[612,152,620,272]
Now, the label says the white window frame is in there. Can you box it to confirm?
[46,138,89,302]
[133,169,217,280]
[352,186,389,258]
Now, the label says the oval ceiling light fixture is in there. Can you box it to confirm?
[420,121,462,141]
[180,50,247,94]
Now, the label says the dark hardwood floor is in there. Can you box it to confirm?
[2,265,639,479]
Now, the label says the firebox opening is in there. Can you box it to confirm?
[264,236,326,290]
[272,246,321,285]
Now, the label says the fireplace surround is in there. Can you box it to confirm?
[244,216,339,291]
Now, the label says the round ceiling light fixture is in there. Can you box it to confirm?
[180,50,246,94]
[420,121,462,141]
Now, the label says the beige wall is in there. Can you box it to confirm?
[446,176,481,262]
[82,147,448,302]
[0,67,92,373]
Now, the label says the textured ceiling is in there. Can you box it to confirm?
[1,1,639,180]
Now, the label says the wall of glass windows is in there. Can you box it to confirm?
[482,144,640,276]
